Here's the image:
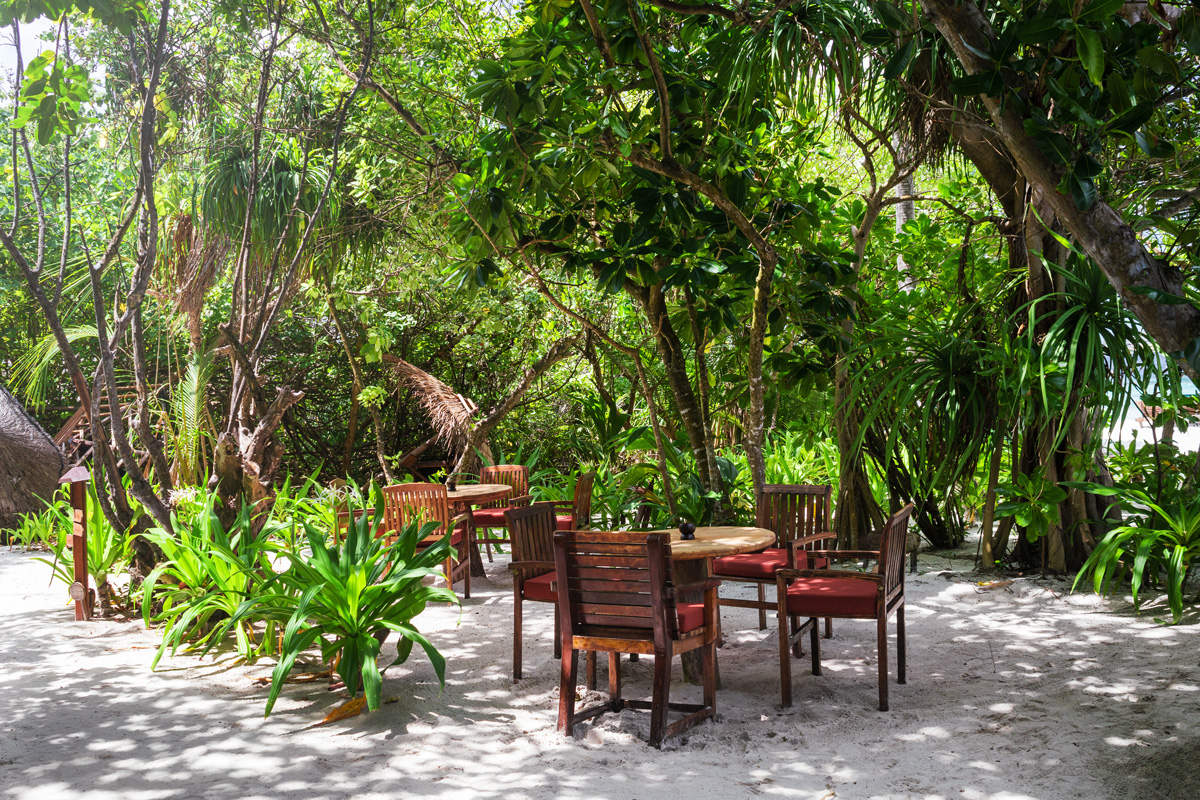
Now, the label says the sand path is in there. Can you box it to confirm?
[1,547,1197,799]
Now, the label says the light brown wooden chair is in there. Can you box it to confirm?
[470,464,530,561]
[554,529,718,749]
[713,484,836,631]
[775,503,915,711]
[544,470,594,531]
[381,483,473,598]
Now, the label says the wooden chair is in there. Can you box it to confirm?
[471,464,530,561]
[775,503,915,711]
[544,470,594,531]
[713,484,835,631]
[505,501,560,681]
[381,483,473,598]
[554,529,719,749]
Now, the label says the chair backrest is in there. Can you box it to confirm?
[505,502,557,579]
[572,471,596,529]
[480,465,529,508]
[554,530,681,641]
[381,483,452,540]
[334,507,375,543]
[755,484,832,549]
[879,503,916,596]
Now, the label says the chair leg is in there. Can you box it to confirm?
[824,616,833,639]
[778,607,793,708]
[897,604,906,685]
[558,648,579,736]
[553,605,561,660]
[513,592,523,682]
[702,640,716,718]
[649,651,672,748]
[792,615,804,658]
[585,650,597,691]
[608,652,622,709]
[484,528,493,562]
[757,584,767,630]
[877,612,889,712]
[810,618,821,676]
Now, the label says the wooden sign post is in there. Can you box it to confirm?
[59,466,93,621]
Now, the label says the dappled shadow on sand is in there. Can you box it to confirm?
[0,549,1197,799]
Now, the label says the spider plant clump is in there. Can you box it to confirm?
[233,502,456,717]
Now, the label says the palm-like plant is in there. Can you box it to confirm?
[141,498,273,668]
[240,504,456,717]
[1071,482,1200,623]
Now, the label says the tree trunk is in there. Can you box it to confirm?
[921,0,1200,380]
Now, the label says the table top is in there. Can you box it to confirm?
[647,525,775,560]
[446,483,512,504]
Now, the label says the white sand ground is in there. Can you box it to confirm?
[1,544,1198,800]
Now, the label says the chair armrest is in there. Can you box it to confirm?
[510,560,555,576]
[668,577,722,598]
[804,549,879,560]
[776,567,884,584]
[509,494,535,507]
[787,532,838,549]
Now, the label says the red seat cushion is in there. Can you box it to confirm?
[677,602,706,633]
[712,548,830,579]
[784,577,879,618]
[522,572,557,603]
[471,507,509,527]
[555,514,575,531]
[713,547,788,579]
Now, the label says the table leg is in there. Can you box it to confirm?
[675,558,722,689]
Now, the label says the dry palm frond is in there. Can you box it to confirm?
[383,356,491,471]
[159,213,231,352]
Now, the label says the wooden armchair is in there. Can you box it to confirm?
[713,484,835,631]
[471,464,530,561]
[775,503,915,711]
[553,530,718,749]
[381,483,473,598]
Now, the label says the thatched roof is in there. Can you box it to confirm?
[383,355,491,472]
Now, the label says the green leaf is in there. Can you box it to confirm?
[884,38,916,80]
[1076,27,1104,86]
[874,1,909,31]
[1078,0,1125,23]
[1017,17,1065,45]
[1107,103,1154,135]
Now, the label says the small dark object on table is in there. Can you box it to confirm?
[679,521,696,540]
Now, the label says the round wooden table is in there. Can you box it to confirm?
[446,483,512,506]
[650,526,775,685]
[447,483,512,576]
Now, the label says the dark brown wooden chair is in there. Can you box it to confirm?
[382,483,473,598]
[471,464,530,561]
[775,503,915,711]
[505,501,560,681]
[713,484,835,631]
[554,529,718,748]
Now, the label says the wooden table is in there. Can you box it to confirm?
[448,483,512,576]
[652,526,775,686]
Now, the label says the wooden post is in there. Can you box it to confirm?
[59,466,92,621]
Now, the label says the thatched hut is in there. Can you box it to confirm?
[0,385,65,531]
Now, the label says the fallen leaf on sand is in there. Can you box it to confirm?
[318,695,367,725]
[975,580,1014,591]
[250,673,327,686]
